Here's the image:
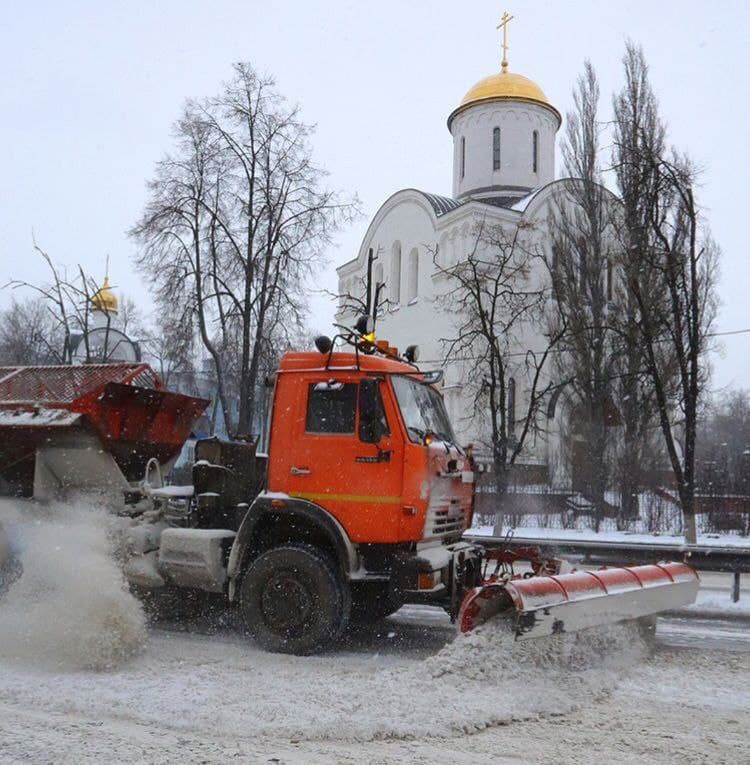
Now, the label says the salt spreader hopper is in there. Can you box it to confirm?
[0,363,208,500]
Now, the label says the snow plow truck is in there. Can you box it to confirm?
[0,322,699,654]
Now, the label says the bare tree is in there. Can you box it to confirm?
[139,307,198,391]
[131,63,358,437]
[696,388,750,497]
[546,62,620,528]
[611,43,672,522]
[4,240,116,364]
[331,247,389,332]
[0,297,63,365]
[613,44,719,542]
[119,295,146,338]
[632,155,717,542]
[434,222,564,504]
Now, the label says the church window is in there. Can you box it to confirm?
[390,242,402,304]
[407,247,419,302]
[532,130,539,173]
[507,377,516,433]
[606,258,613,302]
[460,136,466,179]
[492,127,501,170]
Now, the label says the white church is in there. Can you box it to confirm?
[336,25,594,490]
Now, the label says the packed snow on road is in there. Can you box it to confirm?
[0,500,747,764]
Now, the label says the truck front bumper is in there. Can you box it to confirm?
[402,540,483,618]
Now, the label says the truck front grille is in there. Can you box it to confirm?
[425,502,466,540]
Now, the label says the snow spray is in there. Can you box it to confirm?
[0,498,146,671]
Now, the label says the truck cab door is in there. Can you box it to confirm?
[281,376,403,543]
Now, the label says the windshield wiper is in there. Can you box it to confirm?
[407,425,427,441]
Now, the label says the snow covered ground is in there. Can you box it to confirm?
[1,499,748,764]
[684,572,750,616]
[470,524,750,616]
[0,608,748,764]
[471,523,750,549]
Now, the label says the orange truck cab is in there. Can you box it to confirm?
[222,347,483,652]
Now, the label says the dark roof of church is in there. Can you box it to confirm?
[416,189,534,217]
[418,191,465,217]
[479,196,528,209]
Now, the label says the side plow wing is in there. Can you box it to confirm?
[458,562,700,638]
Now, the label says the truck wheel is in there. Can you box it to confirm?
[239,544,350,655]
[350,582,403,625]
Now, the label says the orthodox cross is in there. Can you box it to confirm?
[497,11,514,73]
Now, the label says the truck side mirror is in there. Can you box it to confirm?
[358,378,386,444]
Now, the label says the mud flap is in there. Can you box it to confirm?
[458,562,700,638]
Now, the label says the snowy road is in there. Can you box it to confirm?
[1,605,748,765]
[1,501,748,763]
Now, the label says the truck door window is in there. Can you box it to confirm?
[358,380,390,442]
[305,382,357,433]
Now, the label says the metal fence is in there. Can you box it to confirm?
[473,473,750,538]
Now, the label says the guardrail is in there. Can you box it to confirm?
[465,532,750,602]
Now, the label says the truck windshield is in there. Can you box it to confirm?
[391,375,456,445]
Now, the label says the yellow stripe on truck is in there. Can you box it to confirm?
[290,491,402,504]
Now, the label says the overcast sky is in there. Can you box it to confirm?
[1,1,748,390]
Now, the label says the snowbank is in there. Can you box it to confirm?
[687,589,750,616]
[471,524,750,549]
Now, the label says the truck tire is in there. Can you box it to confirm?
[239,544,350,655]
[350,582,403,625]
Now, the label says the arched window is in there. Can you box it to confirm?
[606,258,614,302]
[507,377,516,433]
[407,247,419,302]
[390,242,402,304]
[532,130,539,173]
[460,136,466,179]
[492,127,501,171]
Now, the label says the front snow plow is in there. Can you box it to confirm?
[458,560,700,638]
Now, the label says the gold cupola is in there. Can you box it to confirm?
[448,12,560,200]
[447,11,560,128]
[91,276,118,314]
[449,71,561,127]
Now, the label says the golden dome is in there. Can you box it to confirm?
[91,276,118,313]
[448,70,561,127]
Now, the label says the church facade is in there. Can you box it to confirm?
[336,49,585,489]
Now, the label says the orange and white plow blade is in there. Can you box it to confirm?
[458,562,700,639]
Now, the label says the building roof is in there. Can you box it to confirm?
[448,70,561,128]
[419,191,465,217]
[419,189,535,215]
[336,186,537,274]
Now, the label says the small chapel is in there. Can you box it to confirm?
[336,15,586,490]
